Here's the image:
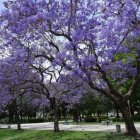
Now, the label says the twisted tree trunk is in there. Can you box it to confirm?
[118,100,138,136]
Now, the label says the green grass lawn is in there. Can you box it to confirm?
[0,129,135,140]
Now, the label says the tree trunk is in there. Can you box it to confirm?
[14,100,21,130]
[115,107,120,118]
[73,112,78,122]
[96,110,100,122]
[15,112,21,130]
[119,101,139,137]
[8,112,14,123]
[79,114,82,122]
[54,101,59,132]
[17,120,21,130]
[20,110,23,123]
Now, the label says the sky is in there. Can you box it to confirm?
[0,0,5,11]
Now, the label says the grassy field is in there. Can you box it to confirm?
[0,129,135,140]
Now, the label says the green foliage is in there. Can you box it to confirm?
[0,129,135,140]
[118,80,132,94]
[115,37,139,64]
[27,118,45,123]
[84,116,110,122]
[82,95,100,115]
[84,116,97,122]
[115,50,136,64]
[130,83,140,111]
[82,116,124,123]
[47,117,54,122]
[111,118,124,122]
[82,94,113,116]
[99,116,109,122]
[110,39,139,95]
[21,117,54,123]
[0,118,9,124]
[134,113,140,121]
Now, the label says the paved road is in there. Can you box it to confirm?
[1,122,140,133]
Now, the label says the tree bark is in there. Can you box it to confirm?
[73,112,78,122]
[8,111,14,123]
[53,100,59,132]
[15,111,21,130]
[115,107,120,118]
[119,101,139,137]
[96,110,100,122]
[14,100,21,130]
[17,119,21,130]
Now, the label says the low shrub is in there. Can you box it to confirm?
[84,116,97,122]
[28,118,45,123]
[99,116,108,122]
[84,116,109,122]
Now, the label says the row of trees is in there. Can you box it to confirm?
[0,92,114,123]
[0,0,140,137]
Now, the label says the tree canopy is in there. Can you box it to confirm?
[0,0,140,136]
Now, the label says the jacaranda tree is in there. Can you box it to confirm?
[0,0,140,136]
[0,54,41,130]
